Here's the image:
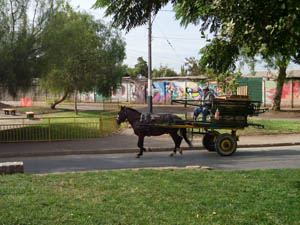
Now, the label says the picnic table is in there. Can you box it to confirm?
[3,108,16,115]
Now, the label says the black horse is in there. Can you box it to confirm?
[116,106,192,158]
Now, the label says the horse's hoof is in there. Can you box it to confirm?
[169,153,175,157]
[179,150,183,155]
[136,154,140,158]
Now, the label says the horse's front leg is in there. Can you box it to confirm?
[169,132,183,157]
[137,135,146,158]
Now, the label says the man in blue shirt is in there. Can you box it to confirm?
[193,86,214,121]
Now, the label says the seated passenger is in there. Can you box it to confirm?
[193,86,214,121]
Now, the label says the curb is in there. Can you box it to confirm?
[1,142,300,158]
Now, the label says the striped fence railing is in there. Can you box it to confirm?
[0,114,119,143]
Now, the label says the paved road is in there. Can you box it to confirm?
[1,145,300,174]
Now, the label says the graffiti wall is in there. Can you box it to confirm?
[152,81,223,103]
[153,81,186,103]
[265,80,300,107]
[185,82,223,100]
[76,79,300,107]
[110,81,146,103]
[4,77,298,107]
[124,81,225,104]
[79,92,95,102]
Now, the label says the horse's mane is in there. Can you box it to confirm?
[124,107,141,114]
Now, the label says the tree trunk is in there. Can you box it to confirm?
[271,66,287,111]
[50,91,69,110]
[74,88,78,115]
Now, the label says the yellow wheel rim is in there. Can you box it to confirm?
[220,139,232,151]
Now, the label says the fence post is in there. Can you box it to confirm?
[99,113,103,136]
[48,118,51,142]
[291,80,294,108]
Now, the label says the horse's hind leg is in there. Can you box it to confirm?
[137,135,146,158]
[169,132,183,157]
[180,128,193,147]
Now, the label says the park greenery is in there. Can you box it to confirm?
[1,105,300,142]
[0,0,126,112]
[0,0,59,97]
[40,4,126,112]
[94,0,300,111]
[1,0,300,111]
[1,169,300,224]
[0,110,118,141]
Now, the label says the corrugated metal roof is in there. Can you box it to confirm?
[123,75,208,82]
[243,70,300,79]
[153,76,207,81]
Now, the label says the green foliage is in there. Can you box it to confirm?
[124,57,148,78]
[1,169,300,224]
[40,4,126,98]
[183,57,204,76]
[134,57,148,78]
[152,65,178,77]
[93,0,175,32]
[0,0,61,97]
[175,0,300,68]
[199,39,240,74]
[239,118,300,135]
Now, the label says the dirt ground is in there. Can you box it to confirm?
[1,102,300,119]
[0,102,12,109]
[258,108,300,119]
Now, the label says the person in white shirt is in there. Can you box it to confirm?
[193,86,214,121]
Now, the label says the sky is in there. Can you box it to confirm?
[70,0,300,74]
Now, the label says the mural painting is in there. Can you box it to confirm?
[133,82,146,103]
[266,80,300,106]
[152,82,166,103]
[152,81,223,103]
[20,97,33,106]
[80,92,94,102]
[152,81,185,103]
[293,81,300,106]
[185,82,223,100]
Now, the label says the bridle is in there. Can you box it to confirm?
[117,107,128,123]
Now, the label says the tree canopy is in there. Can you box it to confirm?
[94,0,300,110]
[152,65,178,77]
[0,0,61,97]
[125,57,148,78]
[40,3,126,109]
[175,0,300,70]
[94,0,300,70]
[93,0,175,32]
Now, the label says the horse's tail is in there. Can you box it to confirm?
[180,128,193,147]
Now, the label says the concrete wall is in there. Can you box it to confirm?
[264,80,300,107]
[2,78,300,107]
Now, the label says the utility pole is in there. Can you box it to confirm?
[147,12,153,113]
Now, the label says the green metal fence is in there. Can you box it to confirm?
[0,115,119,143]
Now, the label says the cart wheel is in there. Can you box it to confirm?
[202,131,219,152]
[215,134,237,156]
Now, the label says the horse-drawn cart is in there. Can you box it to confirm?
[116,95,268,158]
[151,95,268,156]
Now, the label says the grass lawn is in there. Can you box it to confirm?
[2,107,300,142]
[15,106,70,115]
[0,110,119,142]
[0,169,300,224]
[240,118,300,135]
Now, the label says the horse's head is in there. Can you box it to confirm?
[116,106,127,125]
